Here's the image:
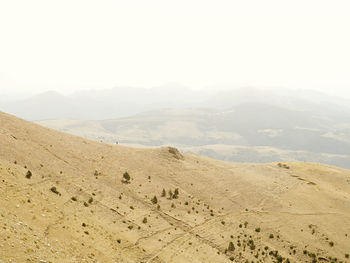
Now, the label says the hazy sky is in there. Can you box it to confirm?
[1,0,350,97]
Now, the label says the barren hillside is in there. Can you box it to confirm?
[1,111,350,263]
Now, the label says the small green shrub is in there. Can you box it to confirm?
[151,196,158,204]
[173,188,179,199]
[122,171,131,183]
[25,170,32,179]
[228,241,235,252]
[168,190,173,199]
[161,189,166,197]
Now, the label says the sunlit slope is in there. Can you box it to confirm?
[1,111,350,263]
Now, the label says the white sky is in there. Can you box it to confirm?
[1,0,350,97]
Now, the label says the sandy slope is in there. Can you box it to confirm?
[1,111,350,263]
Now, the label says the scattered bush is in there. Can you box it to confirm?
[228,241,235,252]
[151,196,158,204]
[71,196,78,201]
[255,227,261,232]
[168,190,173,199]
[122,172,131,183]
[25,170,32,179]
[248,239,255,250]
[173,188,179,199]
[161,189,166,197]
[142,217,147,224]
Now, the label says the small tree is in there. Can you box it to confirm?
[161,189,166,197]
[151,196,158,204]
[228,241,235,252]
[168,190,173,199]
[142,217,147,224]
[173,188,179,199]
[122,171,131,183]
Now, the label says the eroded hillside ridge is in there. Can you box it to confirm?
[1,111,350,263]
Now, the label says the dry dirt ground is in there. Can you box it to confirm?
[1,111,350,263]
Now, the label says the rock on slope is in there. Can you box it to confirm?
[0,111,350,263]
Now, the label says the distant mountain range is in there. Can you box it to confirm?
[2,85,350,121]
[0,84,211,120]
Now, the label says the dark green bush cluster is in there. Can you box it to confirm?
[162,188,179,199]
